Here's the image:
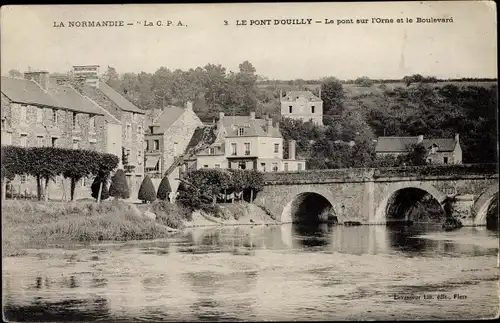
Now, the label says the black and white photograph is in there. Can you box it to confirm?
[1,2,498,321]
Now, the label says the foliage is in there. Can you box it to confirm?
[138,175,156,203]
[354,76,374,87]
[91,171,110,201]
[109,169,130,199]
[404,143,428,166]
[320,77,345,116]
[156,176,172,200]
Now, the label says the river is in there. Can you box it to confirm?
[3,223,499,321]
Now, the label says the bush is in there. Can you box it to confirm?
[109,169,130,199]
[91,172,110,201]
[138,175,156,203]
[150,200,192,228]
[156,176,172,201]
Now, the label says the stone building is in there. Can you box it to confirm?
[144,101,203,192]
[178,111,306,176]
[0,72,113,199]
[280,90,323,126]
[375,134,463,164]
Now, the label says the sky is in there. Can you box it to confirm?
[1,2,497,80]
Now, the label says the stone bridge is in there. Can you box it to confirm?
[253,164,498,226]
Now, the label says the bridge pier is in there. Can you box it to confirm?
[446,194,475,226]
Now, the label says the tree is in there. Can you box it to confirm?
[109,169,130,199]
[156,176,172,200]
[138,175,156,203]
[354,76,374,87]
[320,77,345,116]
[405,143,428,166]
[91,171,110,201]
[103,66,121,90]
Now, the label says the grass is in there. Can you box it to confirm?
[2,199,191,257]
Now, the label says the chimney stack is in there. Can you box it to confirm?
[72,65,100,88]
[417,135,424,144]
[288,140,296,160]
[24,71,49,91]
[267,118,273,135]
[455,133,459,143]
[249,111,255,120]
[186,101,193,110]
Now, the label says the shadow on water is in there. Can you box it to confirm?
[292,222,332,248]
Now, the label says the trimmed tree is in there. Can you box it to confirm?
[157,176,172,201]
[91,171,110,201]
[138,175,156,203]
[109,169,130,199]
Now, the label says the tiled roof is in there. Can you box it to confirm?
[222,116,282,138]
[422,139,457,152]
[97,82,145,114]
[375,136,458,153]
[282,90,321,102]
[1,76,65,109]
[47,82,104,115]
[151,105,186,134]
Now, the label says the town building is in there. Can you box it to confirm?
[375,134,463,164]
[75,65,147,198]
[175,112,306,179]
[1,71,117,199]
[280,90,323,126]
[143,101,203,191]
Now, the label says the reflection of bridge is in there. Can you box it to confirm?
[254,164,499,226]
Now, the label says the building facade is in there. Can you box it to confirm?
[280,90,323,126]
[375,134,463,164]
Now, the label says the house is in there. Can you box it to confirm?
[144,101,203,191]
[280,90,323,126]
[375,134,462,164]
[177,111,306,177]
[75,65,147,197]
[0,71,112,199]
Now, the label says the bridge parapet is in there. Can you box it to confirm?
[263,163,498,184]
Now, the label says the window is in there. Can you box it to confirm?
[238,161,246,170]
[146,140,150,151]
[51,137,58,147]
[284,163,288,171]
[36,135,44,147]
[89,142,97,150]
[231,143,237,156]
[272,163,278,172]
[1,119,5,129]
[20,174,27,184]
[20,134,27,147]
[244,143,250,155]
[311,106,315,114]
[261,163,266,172]
[89,115,95,131]
[138,150,142,165]
[274,143,279,153]
[72,139,79,149]
[126,124,132,139]
[137,125,142,137]
[72,112,78,129]
[215,164,221,168]
[238,127,244,136]
[209,147,216,155]
[289,106,293,113]
[298,163,303,171]
[36,108,43,123]
[203,165,208,168]
[443,157,448,164]
[52,109,58,124]
[20,105,27,121]
[153,140,159,151]
[173,142,178,156]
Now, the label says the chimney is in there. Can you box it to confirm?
[267,118,273,135]
[249,111,255,120]
[318,87,321,100]
[186,101,193,110]
[417,135,424,144]
[455,133,459,143]
[24,71,49,91]
[288,140,296,160]
[72,65,100,88]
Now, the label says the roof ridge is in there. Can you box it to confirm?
[70,85,120,122]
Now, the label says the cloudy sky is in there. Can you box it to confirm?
[1,2,497,80]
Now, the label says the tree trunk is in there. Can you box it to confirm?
[44,177,49,202]
[36,176,42,201]
[250,189,254,203]
[70,178,76,201]
[224,189,227,203]
[212,194,216,206]
[1,180,6,202]
[97,182,103,203]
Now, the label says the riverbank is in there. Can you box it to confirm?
[2,199,278,257]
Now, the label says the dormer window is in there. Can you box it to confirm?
[238,127,244,136]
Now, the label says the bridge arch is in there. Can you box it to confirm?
[473,183,499,226]
[281,191,335,223]
[374,182,447,223]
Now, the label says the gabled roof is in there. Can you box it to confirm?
[151,105,186,134]
[1,76,65,109]
[282,90,321,102]
[422,139,457,152]
[97,82,145,114]
[375,136,458,153]
[47,82,104,115]
[222,116,282,138]
[375,137,420,153]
